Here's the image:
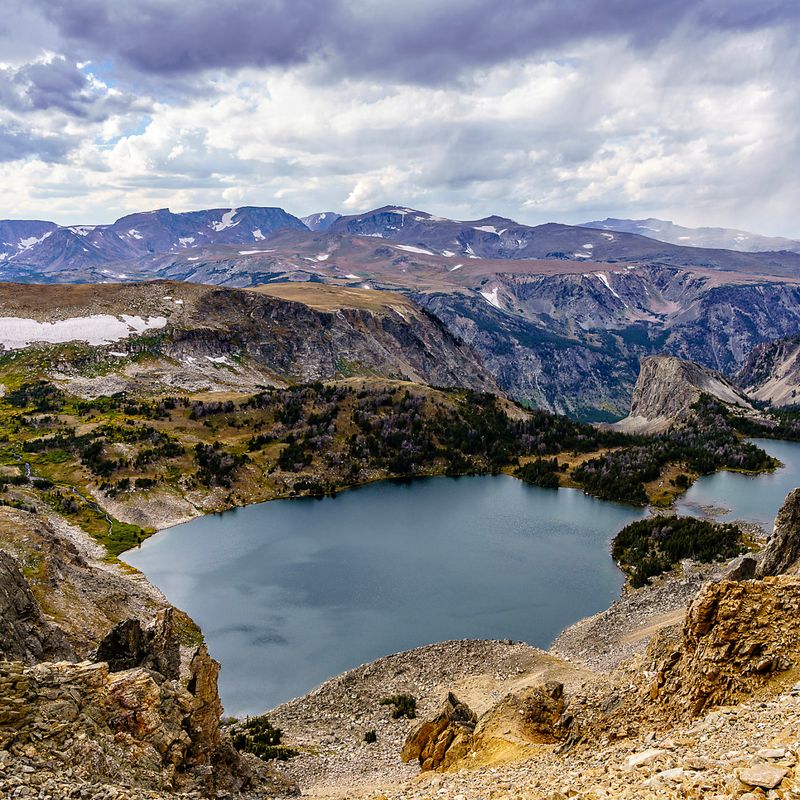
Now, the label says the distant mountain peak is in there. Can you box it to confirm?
[301,211,341,231]
[581,217,800,254]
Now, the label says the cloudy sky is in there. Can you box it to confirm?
[1,0,798,235]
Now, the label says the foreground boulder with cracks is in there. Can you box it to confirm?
[401,682,569,772]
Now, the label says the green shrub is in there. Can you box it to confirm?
[230,716,299,761]
[364,730,377,744]
[379,694,416,719]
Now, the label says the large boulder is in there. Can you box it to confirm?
[473,681,568,749]
[401,692,477,771]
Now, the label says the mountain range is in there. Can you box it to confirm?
[581,217,800,254]
[3,203,800,418]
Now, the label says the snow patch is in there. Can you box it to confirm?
[601,233,615,241]
[205,355,233,366]
[473,225,500,234]
[252,228,265,241]
[315,253,330,261]
[465,244,480,259]
[187,257,200,261]
[582,243,594,249]
[0,315,167,350]
[18,231,53,250]
[480,287,502,309]
[345,273,362,280]
[211,209,239,232]
[179,237,195,246]
[449,263,463,271]
[394,244,434,255]
[441,250,456,257]
[127,229,143,240]
[594,272,622,300]
[238,249,269,255]
[69,226,96,236]
[573,252,591,258]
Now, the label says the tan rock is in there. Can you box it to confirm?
[401,692,477,771]
[737,763,788,789]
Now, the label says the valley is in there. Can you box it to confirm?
[3,211,800,800]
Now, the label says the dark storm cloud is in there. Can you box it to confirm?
[35,0,800,84]
[0,124,74,163]
[38,0,333,75]
[0,56,147,120]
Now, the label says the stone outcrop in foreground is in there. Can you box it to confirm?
[649,575,800,717]
[0,542,294,798]
[401,682,568,772]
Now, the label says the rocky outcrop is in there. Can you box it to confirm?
[649,576,800,717]
[614,355,753,433]
[401,692,477,771]
[473,681,568,749]
[0,651,275,797]
[401,683,570,772]
[0,550,73,663]
[757,487,800,577]
[95,608,180,679]
[737,334,800,406]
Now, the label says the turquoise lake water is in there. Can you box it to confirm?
[123,475,645,714]
[123,438,800,715]
[676,438,800,529]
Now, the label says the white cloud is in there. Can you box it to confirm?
[0,21,797,236]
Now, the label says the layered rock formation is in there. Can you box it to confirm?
[614,354,753,433]
[648,576,800,717]
[0,281,497,397]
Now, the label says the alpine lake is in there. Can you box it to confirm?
[123,438,800,715]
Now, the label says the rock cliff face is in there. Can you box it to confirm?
[613,355,753,433]
[737,334,800,406]
[0,281,497,397]
[757,487,800,577]
[649,576,800,717]
[0,550,73,663]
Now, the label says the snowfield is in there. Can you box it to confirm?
[211,209,239,232]
[394,244,434,255]
[0,315,167,350]
[480,287,502,309]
